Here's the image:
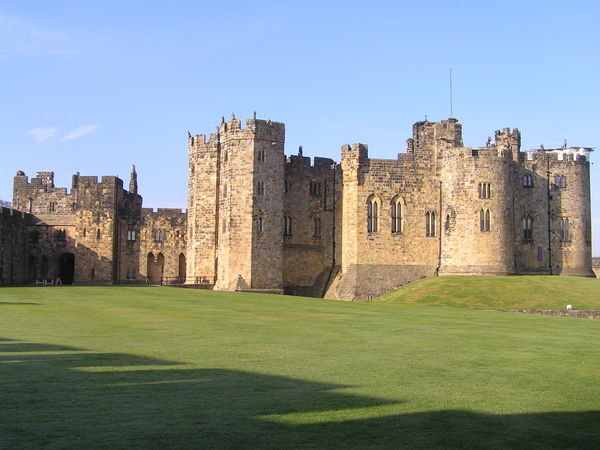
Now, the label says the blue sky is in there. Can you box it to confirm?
[1,1,599,254]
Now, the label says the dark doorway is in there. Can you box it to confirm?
[147,252,165,285]
[59,253,75,285]
[178,253,186,284]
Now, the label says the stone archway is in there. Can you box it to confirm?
[147,252,165,285]
[59,253,75,285]
[178,253,186,284]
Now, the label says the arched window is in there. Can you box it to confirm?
[554,175,566,188]
[391,197,403,233]
[523,174,534,187]
[367,196,379,233]
[257,216,263,232]
[522,215,533,241]
[425,211,437,237]
[480,209,491,232]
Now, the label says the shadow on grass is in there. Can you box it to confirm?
[0,302,40,305]
[1,338,598,449]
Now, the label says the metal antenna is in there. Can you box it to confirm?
[449,68,453,118]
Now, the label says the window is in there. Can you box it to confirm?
[56,229,67,241]
[257,216,263,232]
[309,182,322,197]
[522,215,533,242]
[257,149,265,161]
[537,246,543,261]
[49,202,57,212]
[91,268,95,280]
[83,228,87,238]
[554,175,566,188]
[284,216,292,236]
[96,229,101,240]
[480,209,491,232]
[154,231,165,243]
[72,203,78,211]
[523,174,534,188]
[391,197,403,233]
[127,230,136,241]
[313,218,321,237]
[559,217,570,242]
[284,180,290,193]
[478,183,491,199]
[367,197,379,233]
[425,211,437,237]
[257,181,265,196]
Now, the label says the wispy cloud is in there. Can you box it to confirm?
[0,11,67,59]
[28,127,58,143]
[61,125,97,141]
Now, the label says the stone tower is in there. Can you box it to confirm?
[186,115,285,291]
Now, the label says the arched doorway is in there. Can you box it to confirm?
[59,253,75,285]
[178,253,186,284]
[147,252,165,285]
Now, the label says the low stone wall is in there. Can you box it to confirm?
[502,310,600,320]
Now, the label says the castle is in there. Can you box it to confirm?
[0,115,594,300]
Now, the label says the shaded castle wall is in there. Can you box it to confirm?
[516,150,593,276]
[283,154,338,297]
[0,207,34,284]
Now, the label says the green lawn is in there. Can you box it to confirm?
[0,284,599,448]
[376,275,600,310]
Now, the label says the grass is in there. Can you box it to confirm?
[0,282,599,448]
[376,275,600,310]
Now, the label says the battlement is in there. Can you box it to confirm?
[286,155,336,169]
[1,206,33,223]
[142,207,187,218]
[524,148,591,164]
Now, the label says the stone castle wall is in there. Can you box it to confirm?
[2,115,594,300]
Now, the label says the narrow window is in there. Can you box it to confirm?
[83,228,87,238]
[554,175,566,188]
[523,216,533,242]
[367,198,379,233]
[154,231,164,243]
[391,198,403,233]
[426,211,437,237]
[257,181,264,196]
[314,218,321,237]
[96,229,101,240]
[537,246,543,261]
[49,202,56,212]
[560,217,570,242]
[284,216,292,235]
[257,216,263,232]
[478,183,491,199]
[284,180,290,193]
[480,209,491,232]
[309,182,322,197]
[91,268,95,280]
[72,203,78,211]
[523,174,534,187]
[127,230,136,241]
